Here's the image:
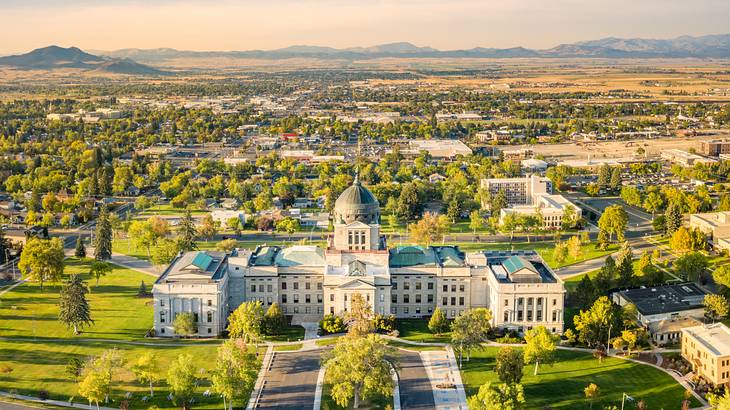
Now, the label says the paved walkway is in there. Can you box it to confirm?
[0,392,117,410]
[397,349,437,410]
[301,322,319,340]
[421,347,468,410]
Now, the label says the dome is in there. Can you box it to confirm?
[333,176,380,224]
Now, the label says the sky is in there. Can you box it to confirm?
[1,0,729,54]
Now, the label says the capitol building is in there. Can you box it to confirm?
[152,177,566,337]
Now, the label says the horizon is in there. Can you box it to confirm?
[1,0,730,54]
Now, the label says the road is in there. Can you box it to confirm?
[256,349,321,410]
[0,402,41,410]
[396,349,437,410]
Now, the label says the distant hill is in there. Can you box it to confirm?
[95,34,730,63]
[0,46,167,75]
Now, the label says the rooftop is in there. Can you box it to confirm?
[156,250,228,283]
[683,323,730,357]
[389,245,465,268]
[615,282,708,316]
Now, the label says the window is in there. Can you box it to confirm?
[553,299,557,306]
[404,295,410,303]
[451,297,456,305]
[259,284,264,292]
[427,282,434,290]
[451,285,456,292]
[250,285,256,292]
[317,283,322,290]
[306,282,311,290]
[416,282,422,290]
[404,307,409,314]
[267,285,273,292]
[330,294,335,302]
[317,294,323,303]
[504,299,509,306]
[504,312,509,322]
[459,297,464,306]
[552,311,557,321]
[427,294,433,303]
[330,307,335,314]
[160,312,166,323]
[517,310,523,321]
[161,328,165,334]
[442,297,448,306]
[443,285,448,292]
[459,284,465,292]
[161,300,165,307]
[267,296,273,305]
[392,294,398,303]
[294,294,300,303]
[393,282,398,290]
[207,311,213,322]
[537,311,543,321]
[208,328,212,334]
[293,282,299,290]
[282,295,287,303]
[380,294,384,302]
[305,294,311,303]
[207,299,212,307]
[282,282,287,290]
[193,313,199,323]
[416,294,422,303]
[404,282,410,290]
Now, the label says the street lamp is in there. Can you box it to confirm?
[621,392,634,410]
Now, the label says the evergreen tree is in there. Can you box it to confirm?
[594,255,616,293]
[0,229,7,264]
[177,210,198,252]
[74,236,86,258]
[93,205,112,261]
[609,167,622,191]
[59,275,93,335]
[428,307,449,335]
[665,202,682,236]
[575,275,597,310]
[616,243,634,287]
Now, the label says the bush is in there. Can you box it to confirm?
[373,314,396,333]
[38,390,49,400]
[319,314,345,335]
[0,364,12,374]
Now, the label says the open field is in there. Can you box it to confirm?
[461,347,699,409]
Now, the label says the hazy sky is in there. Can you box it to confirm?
[1,0,729,54]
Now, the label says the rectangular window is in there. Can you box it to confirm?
[392,294,397,303]
[161,300,165,307]
[294,295,300,303]
[282,295,287,303]
[160,313,165,323]
[404,282,410,290]
[380,294,384,302]
[459,285,465,292]
[459,297,464,306]
[193,313,199,323]
[442,297,448,306]
[427,282,434,290]
[415,282,422,290]
[517,310,523,321]
[504,312,509,322]
[305,294,311,303]
[317,294,323,303]
[451,297,456,306]
[259,284,264,292]
[306,282,311,290]
[427,294,434,303]
[267,296,273,305]
[282,282,287,290]
[393,282,398,290]
[404,295,410,303]
[443,285,448,292]
[404,307,409,314]
[207,311,213,322]
[504,299,509,306]
[451,285,456,292]
[207,299,212,307]
[416,294,422,303]
[330,294,335,302]
[250,285,256,292]
[293,282,299,290]
[267,285,273,292]
[317,283,322,290]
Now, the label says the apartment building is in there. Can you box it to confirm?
[153,178,565,337]
[699,139,730,157]
[481,175,552,206]
[682,323,730,386]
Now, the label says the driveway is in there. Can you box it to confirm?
[256,349,321,409]
[396,349,436,410]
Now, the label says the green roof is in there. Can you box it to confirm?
[389,246,438,267]
[503,256,536,274]
[434,246,465,267]
[253,246,280,266]
[191,252,213,270]
[274,246,325,267]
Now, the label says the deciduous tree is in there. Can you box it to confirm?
[428,307,449,335]
[227,301,264,343]
[523,326,558,376]
[495,347,524,384]
[18,237,65,290]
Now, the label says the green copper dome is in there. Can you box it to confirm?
[333,176,380,224]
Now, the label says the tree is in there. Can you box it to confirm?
[573,296,616,347]
[584,383,600,409]
[574,275,597,310]
[78,350,121,410]
[491,190,507,215]
[89,261,111,286]
[18,237,65,290]
[173,312,197,337]
[469,210,484,235]
[561,205,579,231]
[396,182,422,221]
[495,347,524,384]
[597,205,628,247]
[567,235,582,260]
[74,236,86,258]
[428,307,449,335]
[714,265,730,292]
[276,217,300,238]
[523,326,558,376]
[674,252,709,282]
[211,339,258,410]
[597,164,611,189]
[643,192,664,215]
[198,213,218,240]
[615,242,634,287]
[345,293,375,337]
[670,226,692,252]
[131,352,159,397]
[451,308,492,366]
[704,294,730,323]
[152,238,180,266]
[177,210,198,251]
[323,334,395,409]
[409,212,449,246]
[552,242,568,265]
[94,205,113,261]
[610,167,622,191]
[227,301,264,343]
[708,387,730,409]
[66,358,84,382]
[665,202,682,235]
[128,220,157,259]
[226,216,242,236]
[594,255,616,294]
[467,382,526,410]
[621,329,638,356]
[216,238,238,253]
[263,303,286,336]
[167,354,197,410]
[58,275,93,335]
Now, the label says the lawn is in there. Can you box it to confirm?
[0,257,262,409]
[274,343,303,351]
[0,258,155,341]
[461,347,698,409]
[264,325,306,343]
[396,319,450,343]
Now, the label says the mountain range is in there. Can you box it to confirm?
[94,34,730,63]
[0,45,166,74]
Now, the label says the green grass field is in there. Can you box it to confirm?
[396,319,450,343]
[461,347,699,409]
[0,257,259,409]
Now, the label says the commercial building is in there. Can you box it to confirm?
[405,139,473,160]
[682,323,730,386]
[499,194,582,229]
[689,211,730,250]
[481,175,552,206]
[699,139,730,157]
[153,178,565,337]
[661,149,717,167]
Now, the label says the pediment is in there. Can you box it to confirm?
[338,279,376,290]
